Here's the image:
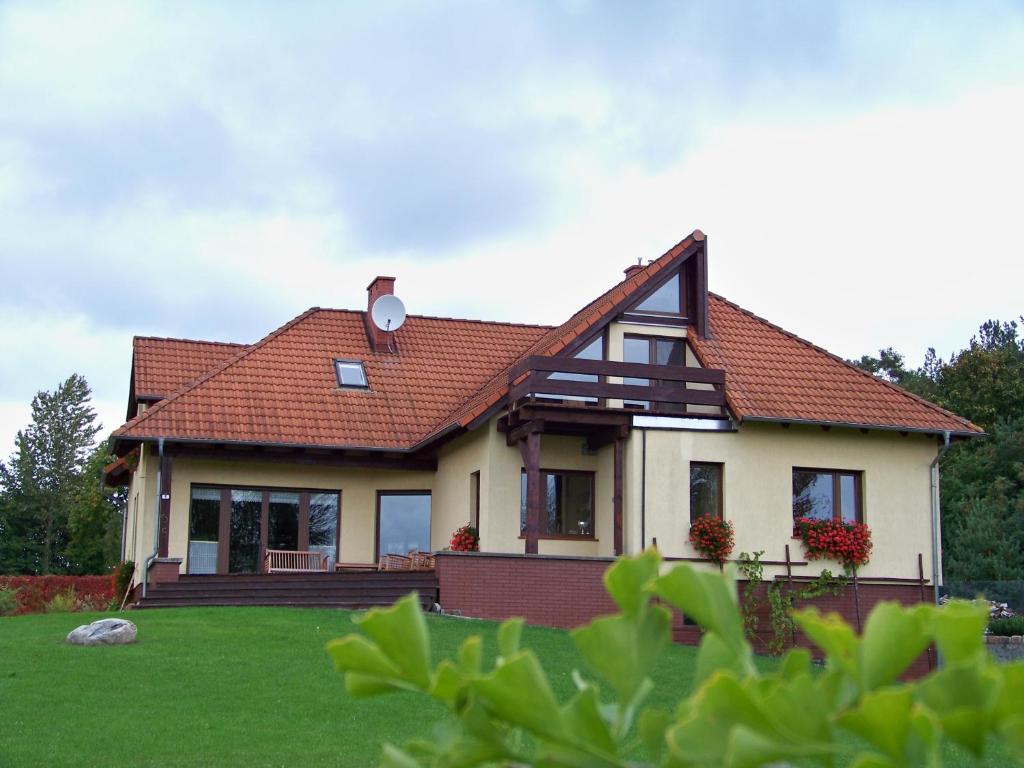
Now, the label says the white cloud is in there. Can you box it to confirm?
[0,0,1022,455]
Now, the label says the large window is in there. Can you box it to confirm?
[622,334,685,411]
[377,492,432,558]
[689,462,723,523]
[792,469,862,524]
[633,272,682,315]
[520,470,595,538]
[187,486,341,574]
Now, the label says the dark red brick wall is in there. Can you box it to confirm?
[436,553,935,677]
[436,552,618,628]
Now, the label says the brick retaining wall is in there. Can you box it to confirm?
[436,552,935,676]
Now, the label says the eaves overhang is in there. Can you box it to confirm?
[739,415,984,440]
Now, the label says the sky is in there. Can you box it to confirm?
[1,0,1022,456]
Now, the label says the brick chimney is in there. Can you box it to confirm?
[624,263,644,278]
[365,276,397,352]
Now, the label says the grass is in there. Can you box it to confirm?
[0,607,1004,767]
[0,606,737,767]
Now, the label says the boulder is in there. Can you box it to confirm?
[66,618,137,646]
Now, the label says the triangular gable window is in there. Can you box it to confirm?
[632,272,682,315]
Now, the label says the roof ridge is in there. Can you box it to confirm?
[707,292,980,432]
[115,308,321,437]
[134,335,247,347]
[310,307,556,330]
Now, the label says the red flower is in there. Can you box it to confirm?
[688,515,735,565]
[795,518,872,572]
[449,523,480,552]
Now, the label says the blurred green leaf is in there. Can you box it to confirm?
[473,652,566,742]
[653,564,744,651]
[927,599,988,665]
[603,547,660,616]
[859,602,932,690]
[638,708,672,763]
[498,618,524,659]
[572,606,670,702]
[353,594,431,689]
[836,687,914,760]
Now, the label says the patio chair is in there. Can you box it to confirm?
[378,554,412,571]
[408,551,436,571]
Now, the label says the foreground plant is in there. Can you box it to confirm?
[326,550,1024,767]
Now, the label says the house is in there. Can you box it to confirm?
[106,230,980,632]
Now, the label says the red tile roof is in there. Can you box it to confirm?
[690,295,979,435]
[115,312,551,450]
[132,337,247,398]
[114,231,980,451]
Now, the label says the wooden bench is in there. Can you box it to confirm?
[264,549,328,573]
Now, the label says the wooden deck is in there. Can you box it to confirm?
[136,571,438,610]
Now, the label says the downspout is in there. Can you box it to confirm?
[930,430,951,608]
[141,438,165,599]
[640,429,647,550]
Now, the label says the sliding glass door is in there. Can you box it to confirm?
[186,486,340,574]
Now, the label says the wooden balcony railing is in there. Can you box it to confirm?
[507,355,726,411]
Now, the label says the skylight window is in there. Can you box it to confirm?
[334,360,369,389]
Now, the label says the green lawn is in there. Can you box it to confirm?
[0,606,729,767]
[0,607,1001,767]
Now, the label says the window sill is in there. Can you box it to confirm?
[518,534,598,542]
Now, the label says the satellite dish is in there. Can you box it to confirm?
[371,294,407,332]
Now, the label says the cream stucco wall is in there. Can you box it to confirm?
[123,445,156,579]
[433,427,489,549]
[121,412,940,584]
[483,422,614,558]
[630,422,939,580]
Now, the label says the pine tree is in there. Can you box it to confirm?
[0,374,102,574]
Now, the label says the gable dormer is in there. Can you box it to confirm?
[618,236,708,338]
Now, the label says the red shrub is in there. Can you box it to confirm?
[0,575,115,615]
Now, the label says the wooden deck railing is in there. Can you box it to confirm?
[507,355,726,410]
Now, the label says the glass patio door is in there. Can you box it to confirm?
[229,490,262,573]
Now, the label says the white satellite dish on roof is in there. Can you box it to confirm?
[371,294,407,332]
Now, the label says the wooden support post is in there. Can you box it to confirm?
[519,430,541,555]
[217,489,230,575]
[158,454,173,558]
[298,493,310,551]
[260,493,270,573]
[613,437,624,556]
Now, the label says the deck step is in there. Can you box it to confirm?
[136,573,438,610]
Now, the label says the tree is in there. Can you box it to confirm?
[853,318,1024,584]
[66,445,126,574]
[0,374,102,574]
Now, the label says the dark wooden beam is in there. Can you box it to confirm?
[613,437,624,556]
[506,419,546,447]
[158,453,173,558]
[519,432,541,555]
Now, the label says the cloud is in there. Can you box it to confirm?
[0,0,1023,455]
